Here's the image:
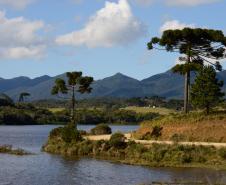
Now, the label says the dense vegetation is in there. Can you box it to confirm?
[0,104,69,125]
[43,127,226,169]
[0,99,159,125]
[73,108,159,125]
[33,97,184,111]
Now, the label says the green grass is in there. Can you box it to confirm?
[43,128,226,170]
[122,106,174,115]
[48,108,65,113]
[0,145,31,155]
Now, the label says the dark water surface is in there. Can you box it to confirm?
[0,125,226,185]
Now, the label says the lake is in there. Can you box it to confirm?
[0,125,226,185]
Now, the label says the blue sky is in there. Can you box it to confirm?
[0,0,225,80]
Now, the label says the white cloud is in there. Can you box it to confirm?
[0,46,45,59]
[132,0,220,6]
[56,0,147,48]
[0,0,33,9]
[0,11,47,59]
[160,20,195,32]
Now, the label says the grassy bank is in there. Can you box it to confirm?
[43,127,226,170]
[122,106,174,115]
[0,145,31,155]
[134,111,226,143]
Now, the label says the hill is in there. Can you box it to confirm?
[0,70,226,101]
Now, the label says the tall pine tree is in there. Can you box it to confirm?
[147,28,226,113]
[191,66,224,114]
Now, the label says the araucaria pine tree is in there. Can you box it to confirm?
[51,72,93,129]
[191,66,224,114]
[147,28,226,113]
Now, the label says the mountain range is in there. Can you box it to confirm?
[1,70,226,101]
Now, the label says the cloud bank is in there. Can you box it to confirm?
[0,11,46,59]
[56,0,147,48]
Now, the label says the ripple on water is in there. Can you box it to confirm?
[0,125,226,185]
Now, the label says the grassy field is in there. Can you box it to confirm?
[48,108,65,113]
[134,111,226,143]
[122,106,174,115]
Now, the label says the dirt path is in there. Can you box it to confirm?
[85,134,226,148]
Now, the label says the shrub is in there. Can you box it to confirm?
[109,132,127,149]
[61,126,83,143]
[49,126,83,143]
[151,125,163,138]
[140,126,163,140]
[90,124,112,135]
[219,148,226,159]
[49,127,64,138]
[78,130,87,136]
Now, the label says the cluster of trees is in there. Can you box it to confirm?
[148,28,226,114]
[0,102,69,125]
[0,92,161,125]
[73,108,159,125]
[32,97,184,111]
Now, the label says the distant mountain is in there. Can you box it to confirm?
[0,75,51,92]
[1,70,226,101]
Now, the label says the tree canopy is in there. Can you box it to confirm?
[147,28,226,113]
[191,66,225,114]
[51,71,93,129]
[19,92,30,102]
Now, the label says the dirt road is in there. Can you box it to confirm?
[85,134,226,148]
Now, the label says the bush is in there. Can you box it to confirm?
[90,124,112,135]
[78,130,87,136]
[49,126,83,143]
[219,148,226,159]
[151,125,163,138]
[109,132,127,149]
[0,110,35,125]
[61,126,83,143]
[49,127,64,138]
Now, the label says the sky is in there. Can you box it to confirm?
[0,0,225,80]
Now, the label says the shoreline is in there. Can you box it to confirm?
[44,145,226,171]
[60,154,226,171]
[43,132,226,170]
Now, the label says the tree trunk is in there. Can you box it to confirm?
[184,51,191,114]
[72,86,76,130]
[184,72,189,113]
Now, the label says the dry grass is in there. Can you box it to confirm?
[134,111,226,143]
[122,106,174,115]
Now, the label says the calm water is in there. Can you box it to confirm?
[0,125,226,185]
